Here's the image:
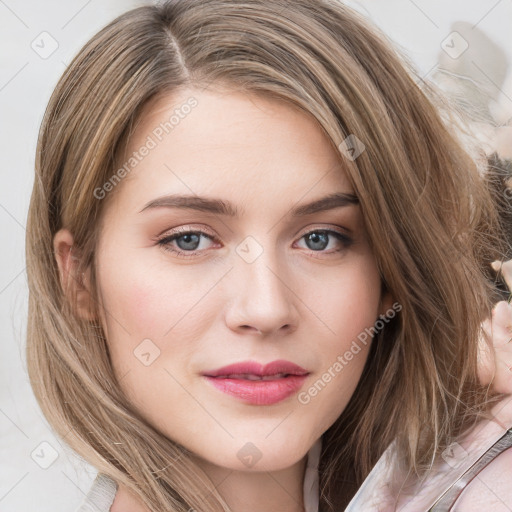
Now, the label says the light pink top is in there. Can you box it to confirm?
[345,394,512,511]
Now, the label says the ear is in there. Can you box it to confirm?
[378,285,396,319]
[53,228,96,322]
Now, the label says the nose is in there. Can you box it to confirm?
[224,247,300,337]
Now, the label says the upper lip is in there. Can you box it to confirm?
[202,359,309,378]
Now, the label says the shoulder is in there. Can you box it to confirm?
[449,397,512,511]
[73,473,117,512]
[110,483,150,512]
[451,445,512,511]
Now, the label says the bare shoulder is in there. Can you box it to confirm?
[110,483,151,512]
[452,446,512,511]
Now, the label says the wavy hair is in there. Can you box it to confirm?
[26,1,508,510]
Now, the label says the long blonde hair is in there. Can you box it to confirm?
[26,1,507,510]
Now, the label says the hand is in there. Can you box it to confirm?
[478,260,512,394]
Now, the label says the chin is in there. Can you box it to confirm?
[201,436,311,473]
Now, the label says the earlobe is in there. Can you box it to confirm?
[53,228,96,322]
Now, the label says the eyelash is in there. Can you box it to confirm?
[155,226,354,259]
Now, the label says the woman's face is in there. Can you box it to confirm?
[91,86,391,472]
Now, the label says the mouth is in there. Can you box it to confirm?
[208,372,299,380]
[201,360,310,405]
[202,359,309,378]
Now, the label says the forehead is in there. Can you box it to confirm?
[107,86,355,215]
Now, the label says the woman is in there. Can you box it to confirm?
[26,1,512,510]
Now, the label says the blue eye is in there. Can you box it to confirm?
[157,229,216,258]
[156,228,353,259]
[297,230,353,253]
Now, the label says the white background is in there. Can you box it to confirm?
[1,1,511,510]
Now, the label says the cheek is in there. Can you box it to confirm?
[97,251,212,338]
[309,256,382,341]
[95,264,207,421]
[309,256,382,409]
[95,252,218,381]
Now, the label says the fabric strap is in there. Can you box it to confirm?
[429,428,512,511]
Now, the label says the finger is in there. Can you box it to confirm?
[502,259,512,291]
[492,259,512,293]
[493,301,512,335]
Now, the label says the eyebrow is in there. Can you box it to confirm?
[139,192,359,217]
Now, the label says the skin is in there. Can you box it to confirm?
[479,299,512,394]
[53,86,512,511]
[54,85,393,511]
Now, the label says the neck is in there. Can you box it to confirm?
[192,452,309,512]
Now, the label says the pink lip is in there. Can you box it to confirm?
[202,359,309,378]
[201,360,310,405]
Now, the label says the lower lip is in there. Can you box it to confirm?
[203,375,309,405]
